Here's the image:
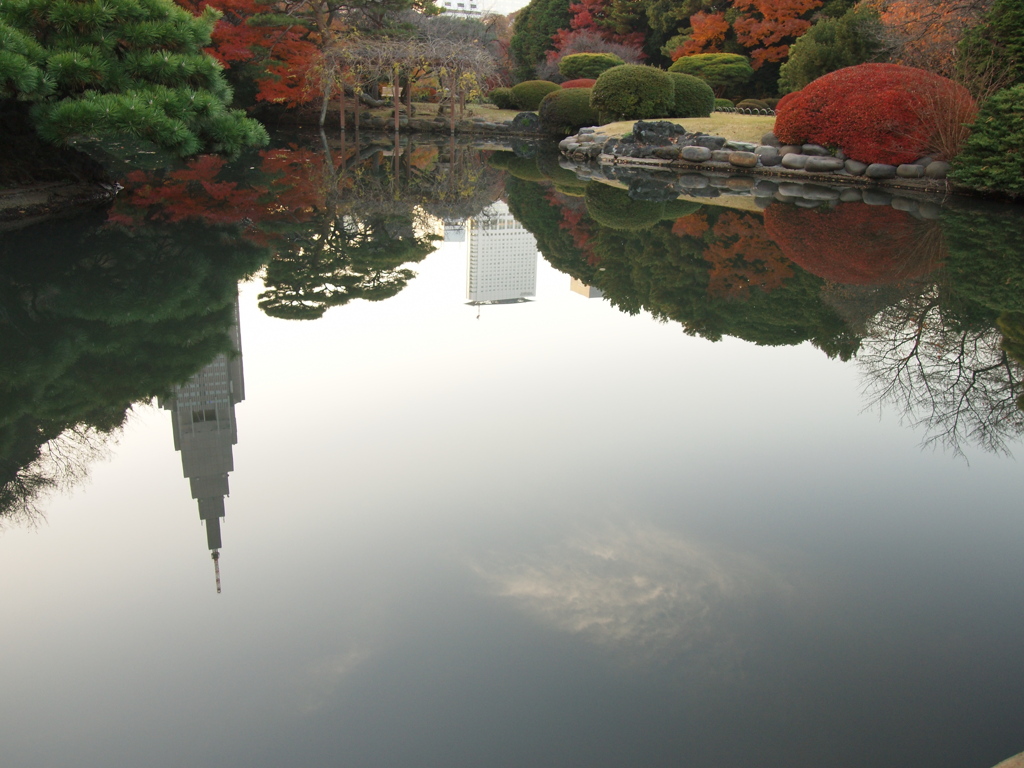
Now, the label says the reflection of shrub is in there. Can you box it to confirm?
[949,85,1024,195]
[663,199,703,219]
[512,80,560,110]
[584,182,665,229]
[488,87,517,110]
[505,155,547,181]
[668,54,753,97]
[539,88,600,134]
[941,206,1024,314]
[559,53,625,80]
[487,151,514,169]
[591,65,673,121]
[775,64,976,165]
[715,98,734,109]
[764,203,945,284]
[667,73,715,118]
[536,151,587,189]
[561,78,597,89]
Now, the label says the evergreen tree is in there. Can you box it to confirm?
[0,0,268,156]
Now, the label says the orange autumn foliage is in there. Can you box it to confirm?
[865,0,991,75]
[676,12,730,57]
[699,210,794,299]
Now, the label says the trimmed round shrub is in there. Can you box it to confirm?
[558,53,625,80]
[736,98,770,111]
[668,53,753,97]
[591,65,674,121]
[584,183,665,230]
[561,78,597,89]
[667,73,714,118]
[763,98,780,109]
[539,87,600,134]
[512,80,560,111]
[488,87,517,110]
[714,98,735,109]
[949,84,1024,195]
[774,63,977,165]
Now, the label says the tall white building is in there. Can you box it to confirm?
[466,200,538,304]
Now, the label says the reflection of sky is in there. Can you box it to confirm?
[1,241,1023,768]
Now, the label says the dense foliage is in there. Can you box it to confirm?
[509,0,573,81]
[777,6,885,93]
[949,85,1024,195]
[561,78,597,88]
[774,63,976,164]
[591,64,673,120]
[667,72,714,118]
[512,79,561,110]
[667,53,753,97]
[0,0,268,156]
[558,52,624,79]
[538,87,600,133]
[488,86,517,109]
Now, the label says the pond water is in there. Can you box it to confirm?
[1,134,1023,768]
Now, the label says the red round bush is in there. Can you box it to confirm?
[764,203,945,285]
[561,78,597,89]
[774,64,976,165]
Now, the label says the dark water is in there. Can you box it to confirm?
[1,135,1022,768]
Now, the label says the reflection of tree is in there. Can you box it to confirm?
[0,210,266,521]
[859,289,1024,456]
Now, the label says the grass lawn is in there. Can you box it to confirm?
[594,113,776,144]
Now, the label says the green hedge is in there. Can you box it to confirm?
[558,53,625,80]
[736,98,771,111]
[512,80,560,111]
[667,72,714,118]
[538,87,599,134]
[584,183,665,230]
[714,98,735,109]
[591,65,674,121]
[488,87,517,110]
[668,53,753,97]
[950,84,1024,195]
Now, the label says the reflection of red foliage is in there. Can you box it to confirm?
[175,0,318,107]
[561,78,597,88]
[774,63,976,164]
[545,189,600,265]
[672,213,709,239]
[698,210,794,299]
[764,203,945,285]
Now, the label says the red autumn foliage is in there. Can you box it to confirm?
[175,0,318,107]
[731,0,821,68]
[774,63,976,164]
[550,0,646,56]
[763,203,946,285]
[561,78,598,88]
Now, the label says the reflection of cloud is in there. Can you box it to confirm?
[294,646,371,714]
[476,524,785,664]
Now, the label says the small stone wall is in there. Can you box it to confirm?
[559,120,954,193]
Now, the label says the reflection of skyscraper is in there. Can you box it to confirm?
[570,278,604,299]
[160,299,244,593]
[466,201,538,305]
[443,217,466,243]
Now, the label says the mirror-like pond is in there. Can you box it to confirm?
[1,134,1022,768]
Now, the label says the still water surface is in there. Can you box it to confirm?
[1,136,1022,768]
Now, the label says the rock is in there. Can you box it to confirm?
[801,183,841,201]
[805,156,844,172]
[558,138,577,153]
[753,180,778,197]
[865,163,897,179]
[761,132,780,147]
[681,145,712,163]
[725,176,755,191]
[925,161,951,179]
[918,201,942,219]
[687,187,721,198]
[653,146,681,160]
[777,182,805,197]
[913,155,935,166]
[510,112,541,131]
[725,140,757,152]
[693,135,726,150]
[578,126,596,134]
[754,195,773,209]
[728,151,758,168]
[896,163,925,178]
[577,134,597,143]
[834,149,847,161]
[707,176,733,189]
[779,144,802,156]
[584,144,602,159]
[602,139,620,154]
[802,144,831,156]
[839,188,863,202]
[755,146,781,166]
[862,189,893,206]
[711,149,733,162]
[677,174,709,189]
[891,196,918,213]
[844,159,867,175]
[795,199,823,208]
[781,154,809,170]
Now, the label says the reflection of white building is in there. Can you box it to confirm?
[443,217,466,243]
[570,278,603,299]
[438,0,524,17]
[160,298,244,593]
[466,200,537,304]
